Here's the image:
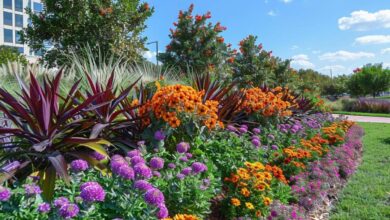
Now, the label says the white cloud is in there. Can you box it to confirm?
[338,10,390,31]
[355,35,390,45]
[291,54,315,69]
[143,51,157,62]
[384,63,390,68]
[281,0,292,3]
[381,48,390,54]
[268,10,277,16]
[318,65,347,75]
[319,50,375,61]
[291,45,299,50]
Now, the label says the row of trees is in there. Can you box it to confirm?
[3,2,388,97]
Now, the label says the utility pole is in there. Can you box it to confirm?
[147,41,159,66]
[330,68,333,79]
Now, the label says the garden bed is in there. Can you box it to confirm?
[0,72,364,219]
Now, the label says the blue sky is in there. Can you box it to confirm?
[143,0,390,76]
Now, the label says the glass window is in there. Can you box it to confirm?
[4,29,13,43]
[15,14,23,27]
[17,47,24,54]
[15,0,23,12]
[3,12,13,26]
[15,31,22,44]
[33,2,43,12]
[3,0,12,9]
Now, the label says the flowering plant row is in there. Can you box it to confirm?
[0,71,363,219]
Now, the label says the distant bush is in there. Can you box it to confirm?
[342,98,390,113]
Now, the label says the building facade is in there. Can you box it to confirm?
[0,0,43,62]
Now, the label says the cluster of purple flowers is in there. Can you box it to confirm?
[144,188,168,218]
[51,196,79,218]
[24,184,42,196]
[70,159,89,173]
[154,130,166,141]
[278,121,303,134]
[0,186,11,201]
[80,182,106,202]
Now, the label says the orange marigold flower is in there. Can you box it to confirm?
[231,198,241,206]
[263,197,272,206]
[240,187,251,197]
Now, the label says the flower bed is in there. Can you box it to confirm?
[0,72,364,219]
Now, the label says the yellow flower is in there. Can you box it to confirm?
[263,197,272,206]
[240,187,251,197]
[245,202,254,210]
[231,198,241,206]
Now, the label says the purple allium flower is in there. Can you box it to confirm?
[251,138,260,147]
[150,157,164,170]
[38,202,51,213]
[144,188,165,206]
[111,155,127,173]
[267,134,275,140]
[24,184,42,196]
[130,156,145,166]
[191,162,207,174]
[167,163,176,169]
[70,159,89,172]
[154,130,165,141]
[80,182,105,202]
[226,124,237,132]
[271,210,278,217]
[0,186,11,201]
[271,145,279,150]
[133,180,153,191]
[176,142,190,153]
[118,165,135,180]
[252,128,261,134]
[59,203,79,219]
[181,167,192,176]
[153,171,161,177]
[91,151,105,161]
[134,163,152,179]
[238,127,248,134]
[185,153,193,159]
[179,156,189,162]
[156,204,169,219]
[127,149,141,158]
[176,173,185,180]
[54,197,69,208]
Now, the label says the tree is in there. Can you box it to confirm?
[347,64,390,97]
[0,46,28,66]
[322,75,349,97]
[231,35,298,88]
[158,4,233,75]
[21,0,153,67]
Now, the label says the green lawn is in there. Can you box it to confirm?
[333,111,390,118]
[330,122,390,220]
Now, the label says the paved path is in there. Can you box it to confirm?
[332,114,390,123]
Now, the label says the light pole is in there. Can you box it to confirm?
[147,41,159,66]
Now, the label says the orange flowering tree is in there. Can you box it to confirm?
[223,161,291,218]
[159,4,234,74]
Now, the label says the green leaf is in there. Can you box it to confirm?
[78,139,111,158]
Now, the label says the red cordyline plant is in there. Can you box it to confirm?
[78,71,142,150]
[0,70,109,200]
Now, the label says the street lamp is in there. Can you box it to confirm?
[147,41,159,66]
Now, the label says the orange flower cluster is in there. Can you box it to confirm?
[139,84,222,129]
[224,162,276,217]
[300,134,329,156]
[322,122,351,145]
[238,87,293,117]
[163,214,199,220]
[265,164,288,184]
